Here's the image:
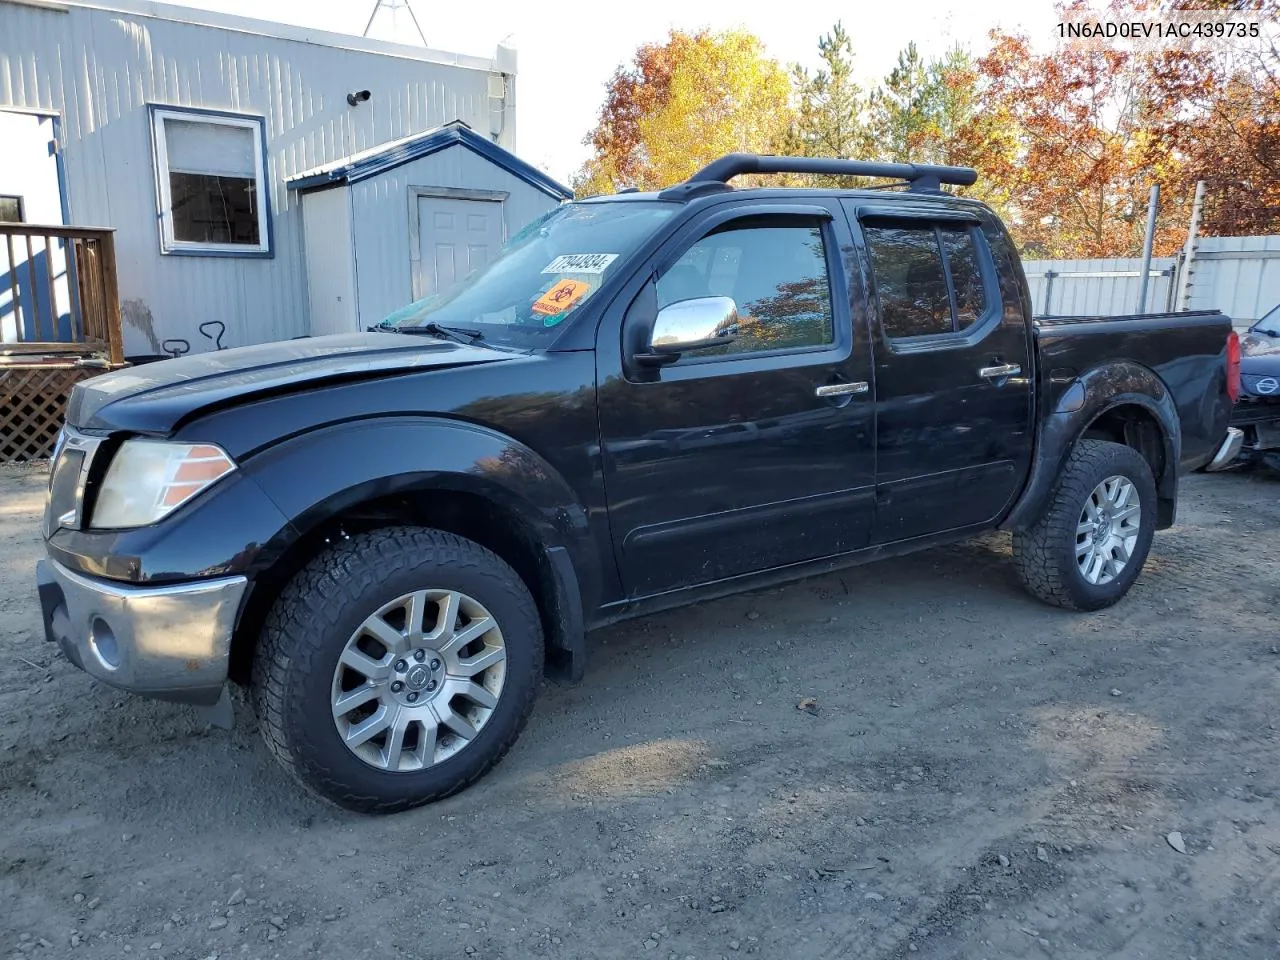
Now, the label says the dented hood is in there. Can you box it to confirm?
[69,332,518,433]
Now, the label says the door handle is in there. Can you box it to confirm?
[979,363,1021,380]
[815,382,869,398]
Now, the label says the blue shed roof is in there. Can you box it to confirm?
[287,121,572,200]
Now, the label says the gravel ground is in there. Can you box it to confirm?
[2,462,1278,960]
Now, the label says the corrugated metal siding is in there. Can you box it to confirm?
[1186,235,1280,325]
[0,1,509,354]
[350,145,562,327]
[1022,256,1178,317]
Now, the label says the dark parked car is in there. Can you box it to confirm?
[1229,302,1280,471]
[36,154,1241,812]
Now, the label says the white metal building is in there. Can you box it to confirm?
[0,0,566,358]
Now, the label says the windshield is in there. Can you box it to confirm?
[1254,302,1280,336]
[378,201,677,345]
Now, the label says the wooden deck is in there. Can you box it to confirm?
[2,224,125,460]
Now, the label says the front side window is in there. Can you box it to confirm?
[863,220,993,339]
[150,107,270,256]
[656,217,835,357]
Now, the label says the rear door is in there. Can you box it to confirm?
[842,202,1034,543]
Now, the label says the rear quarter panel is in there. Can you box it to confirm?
[1035,311,1233,467]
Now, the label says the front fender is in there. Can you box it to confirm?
[241,416,598,598]
[1002,361,1180,531]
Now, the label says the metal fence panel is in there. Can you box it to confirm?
[1022,257,1177,316]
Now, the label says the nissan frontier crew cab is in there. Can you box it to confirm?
[36,154,1242,813]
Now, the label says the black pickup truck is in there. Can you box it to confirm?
[36,155,1240,813]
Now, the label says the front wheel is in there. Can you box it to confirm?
[251,527,543,813]
[1013,439,1157,611]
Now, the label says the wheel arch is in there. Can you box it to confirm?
[1003,361,1181,532]
[229,417,595,687]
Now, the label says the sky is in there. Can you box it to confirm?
[185,0,1062,185]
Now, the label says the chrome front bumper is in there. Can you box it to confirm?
[1204,426,1245,472]
[36,558,247,706]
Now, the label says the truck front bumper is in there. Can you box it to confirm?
[36,558,247,706]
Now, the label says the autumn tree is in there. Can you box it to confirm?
[978,18,1189,258]
[574,29,793,196]
[1143,0,1280,237]
[978,0,1280,257]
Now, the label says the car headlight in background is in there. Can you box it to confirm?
[91,440,236,529]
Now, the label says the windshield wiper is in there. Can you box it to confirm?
[381,321,485,344]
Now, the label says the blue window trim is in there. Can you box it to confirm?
[287,120,572,201]
[147,103,275,259]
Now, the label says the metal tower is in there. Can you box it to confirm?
[362,0,427,47]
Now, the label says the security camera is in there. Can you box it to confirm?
[347,90,372,106]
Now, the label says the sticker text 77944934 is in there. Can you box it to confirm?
[541,254,619,275]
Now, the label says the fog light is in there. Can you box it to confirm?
[89,617,120,669]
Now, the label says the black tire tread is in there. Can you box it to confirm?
[250,526,543,814]
[1012,439,1154,612]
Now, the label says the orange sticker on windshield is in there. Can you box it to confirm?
[532,279,590,315]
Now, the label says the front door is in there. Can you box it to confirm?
[413,194,505,299]
[596,203,877,599]
[846,204,1035,543]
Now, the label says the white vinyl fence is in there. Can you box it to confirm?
[1024,235,1280,329]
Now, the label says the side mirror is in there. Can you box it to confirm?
[635,296,739,367]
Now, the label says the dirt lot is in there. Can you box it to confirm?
[2,462,1278,960]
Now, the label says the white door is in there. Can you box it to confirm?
[414,196,504,299]
[1,111,68,344]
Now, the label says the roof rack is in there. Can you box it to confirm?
[656,153,978,200]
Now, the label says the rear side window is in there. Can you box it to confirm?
[863,221,992,339]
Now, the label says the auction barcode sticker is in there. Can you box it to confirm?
[542,254,619,275]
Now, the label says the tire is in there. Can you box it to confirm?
[1012,439,1157,612]
[251,526,543,814]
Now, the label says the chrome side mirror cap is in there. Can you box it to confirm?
[636,296,739,366]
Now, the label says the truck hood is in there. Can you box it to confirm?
[69,332,519,433]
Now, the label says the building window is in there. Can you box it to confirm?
[0,195,25,223]
[150,107,271,257]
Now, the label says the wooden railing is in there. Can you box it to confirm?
[1,224,124,364]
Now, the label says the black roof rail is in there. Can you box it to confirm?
[656,180,736,202]
[676,153,978,194]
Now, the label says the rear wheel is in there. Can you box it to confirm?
[251,527,543,813]
[1013,439,1157,611]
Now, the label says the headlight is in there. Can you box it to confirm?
[91,440,236,529]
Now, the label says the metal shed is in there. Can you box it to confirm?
[289,121,571,335]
